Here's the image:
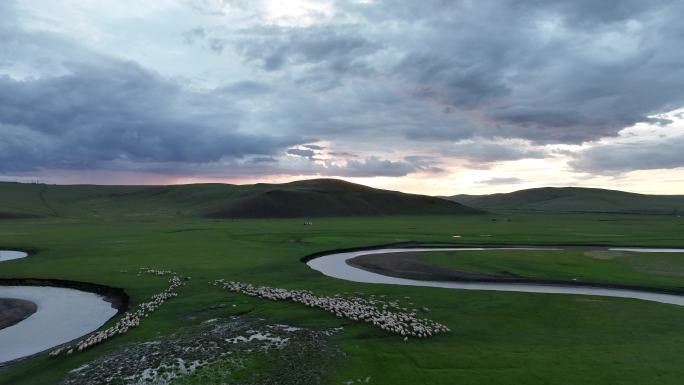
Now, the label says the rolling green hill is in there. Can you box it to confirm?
[447,187,684,215]
[0,179,480,219]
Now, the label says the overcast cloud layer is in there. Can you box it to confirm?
[1,0,683,193]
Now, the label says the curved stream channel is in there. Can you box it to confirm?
[0,251,118,364]
[307,247,684,306]
[2,246,684,366]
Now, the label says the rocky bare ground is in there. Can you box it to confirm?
[60,317,342,385]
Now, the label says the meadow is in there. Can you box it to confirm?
[1,211,684,384]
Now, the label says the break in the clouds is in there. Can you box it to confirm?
[1,0,684,193]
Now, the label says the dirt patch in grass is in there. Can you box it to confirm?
[0,298,37,330]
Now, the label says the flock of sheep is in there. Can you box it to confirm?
[48,264,450,359]
[137,267,175,276]
[214,280,450,339]
[50,272,183,357]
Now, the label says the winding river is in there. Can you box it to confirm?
[0,251,118,364]
[3,246,684,365]
[307,247,684,307]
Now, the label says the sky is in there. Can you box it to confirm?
[1,0,684,196]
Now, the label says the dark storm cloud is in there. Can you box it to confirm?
[0,59,302,172]
[326,156,443,178]
[149,154,442,179]
[216,81,272,96]
[403,156,445,173]
[265,153,443,178]
[569,135,684,174]
[394,51,510,109]
[196,0,684,147]
[182,19,382,90]
[328,151,355,157]
[251,156,278,164]
[226,24,382,74]
[518,0,658,25]
[4,0,684,179]
[334,157,415,177]
[442,141,547,164]
[287,148,316,159]
[383,0,684,143]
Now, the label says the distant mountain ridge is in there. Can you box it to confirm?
[0,178,481,219]
[446,187,684,215]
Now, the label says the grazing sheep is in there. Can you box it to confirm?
[51,272,184,357]
[213,280,450,339]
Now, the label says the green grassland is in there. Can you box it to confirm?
[1,186,684,384]
[416,248,684,290]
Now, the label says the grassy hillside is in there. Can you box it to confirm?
[448,187,684,215]
[0,179,480,219]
